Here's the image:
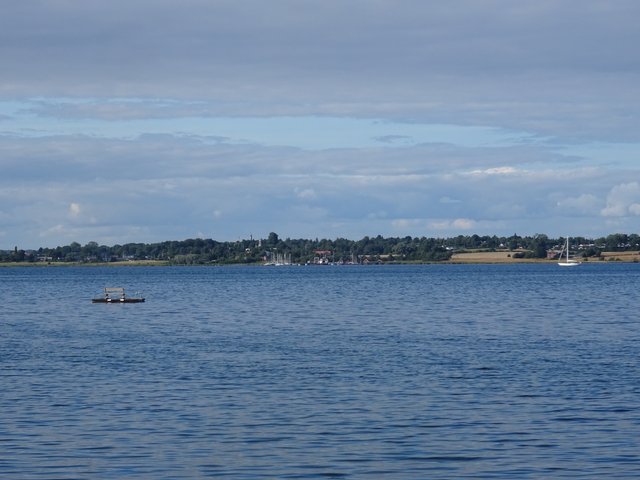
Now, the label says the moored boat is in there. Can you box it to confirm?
[558,237,582,267]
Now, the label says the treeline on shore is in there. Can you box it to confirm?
[2,232,639,265]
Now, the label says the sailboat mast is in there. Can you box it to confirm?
[558,236,581,266]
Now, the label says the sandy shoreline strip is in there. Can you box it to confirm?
[450,250,640,263]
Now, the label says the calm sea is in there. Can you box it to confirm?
[1,264,639,478]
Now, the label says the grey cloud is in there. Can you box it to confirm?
[1,1,639,140]
[0,133,578,190]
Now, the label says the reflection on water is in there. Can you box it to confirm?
[1,264,639,478]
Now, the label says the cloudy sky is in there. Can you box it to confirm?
[1,1,640,249]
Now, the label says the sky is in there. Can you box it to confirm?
[1,0,640,249]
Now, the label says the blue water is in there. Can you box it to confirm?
[1,264,639,478]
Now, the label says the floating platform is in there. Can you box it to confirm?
[92,297,145,303]
[92,287,145,303]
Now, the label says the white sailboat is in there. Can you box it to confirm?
[558,237,581,267]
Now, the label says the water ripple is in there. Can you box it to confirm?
[1,264,640,478]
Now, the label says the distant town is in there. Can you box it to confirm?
[1,232,639,265]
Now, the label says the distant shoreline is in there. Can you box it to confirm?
[0,260,170,268]
[1,251,639,267]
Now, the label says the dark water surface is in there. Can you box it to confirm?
[1,264,639,478]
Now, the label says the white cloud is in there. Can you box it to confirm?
[467,166,519,176]
[69,202,81,217]
[295,188,317,200]
[40,224,67,237]
[429,218,476,231]
[556,194,600,213]
[601,182,640,217]
[367,211,389,220]
[452,218,476,230]
[391,218,424,229]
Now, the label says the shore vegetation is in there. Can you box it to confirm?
[1,232,639,266]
